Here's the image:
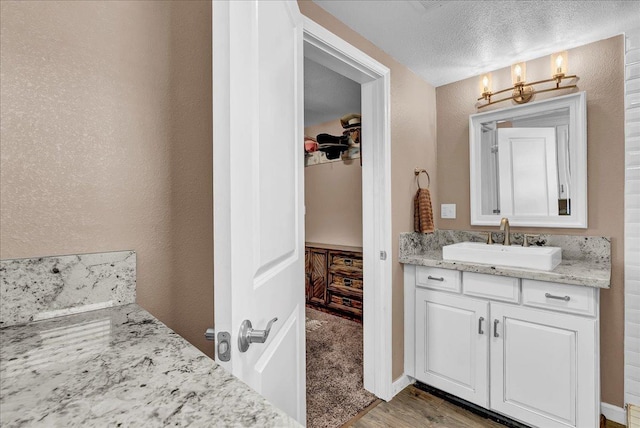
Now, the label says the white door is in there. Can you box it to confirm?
[498,127,559,216]
[490,303,598,428]
[415,289,489,407]
[213,0,306,424]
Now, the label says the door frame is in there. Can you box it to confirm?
[303,17,394,400]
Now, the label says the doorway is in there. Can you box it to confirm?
[303,53,373,427]
[302,17,393,403]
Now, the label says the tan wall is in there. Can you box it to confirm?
[436,36,625,406]
[298,1,438,380]
[0,1,214,357]
[304,119,362,248]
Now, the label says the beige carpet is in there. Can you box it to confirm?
[306,307,377,428]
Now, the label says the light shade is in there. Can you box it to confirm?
[551,51,568,76]
[511,62,527,84]
[480,73,492,94]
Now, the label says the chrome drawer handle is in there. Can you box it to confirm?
[478,317,484,335]
[545,293,571,302]
[427,275,444,282]
[493,319,499,338]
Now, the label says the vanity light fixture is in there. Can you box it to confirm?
[477,53,578,109]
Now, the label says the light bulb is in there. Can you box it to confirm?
[511,62,527,85]
[551,51,568,77]
[556,55,563,73]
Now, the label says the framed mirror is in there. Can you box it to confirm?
[469,92,587,228]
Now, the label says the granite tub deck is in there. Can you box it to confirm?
[399,230,611,288]
[0,304,299,428]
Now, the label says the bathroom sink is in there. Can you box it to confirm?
[442,242,562,271]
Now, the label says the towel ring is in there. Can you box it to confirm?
[414,168,430,189]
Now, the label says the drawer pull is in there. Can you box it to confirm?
[478,317,484,335]
[344,259,353,266]
[545,293,571,302]
[343,278,353,287]
[493,319,500,338]
[342,297,352,306]
[427,275,445,282]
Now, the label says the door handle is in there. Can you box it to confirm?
[493,319,500,338]
[478,317,484,335]
[238,317,278,352]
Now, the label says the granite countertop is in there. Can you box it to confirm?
[399,231,611,289]
[0,304,300,427]
[399,250,610,288]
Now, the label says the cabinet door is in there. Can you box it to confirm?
[304,249,311,303]
[308,249,328,305]
[415,289,489,407]
[490,303,598,428]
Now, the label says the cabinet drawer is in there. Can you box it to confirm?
[416,266,461,292]
[329,252,363,271]
[332,275,363,290]
[522,279,597,317]
[328,283,362,299]
[329,294,362,310]
[463,272,519,303]
[326,288,363,317]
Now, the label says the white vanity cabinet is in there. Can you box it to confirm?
[406,266,600,428]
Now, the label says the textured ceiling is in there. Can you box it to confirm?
[304,57,361,127]
[312,0,640,87]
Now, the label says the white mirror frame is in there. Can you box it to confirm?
[469,91,587,228]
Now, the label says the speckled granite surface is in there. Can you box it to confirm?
[0,251,136,327]
[0,304,300,428]
[399,230,611,288]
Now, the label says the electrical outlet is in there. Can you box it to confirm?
[441,204,456,219]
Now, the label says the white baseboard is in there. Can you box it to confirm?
[601,402,627,425]
[390,375,415,399]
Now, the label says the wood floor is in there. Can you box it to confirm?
[342,386,626,428]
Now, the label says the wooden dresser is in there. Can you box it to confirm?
[305,242,363,321]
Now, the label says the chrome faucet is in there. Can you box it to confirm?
[499,217,511,246]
